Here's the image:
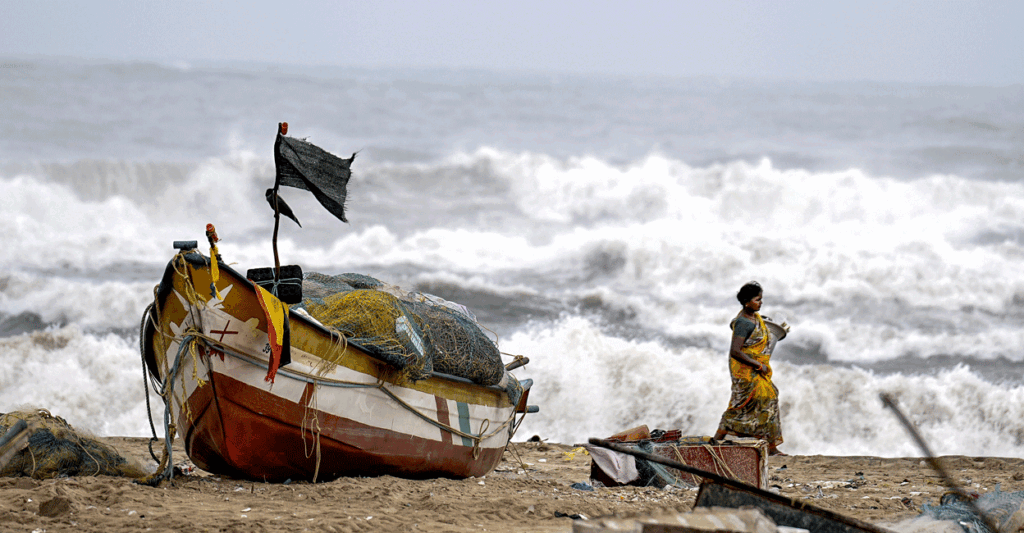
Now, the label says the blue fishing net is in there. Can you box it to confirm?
[919,488,1024,533]
[0,410,146,479]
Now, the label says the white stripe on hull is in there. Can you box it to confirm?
[165,293,513,451]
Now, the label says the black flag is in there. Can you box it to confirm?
[273,131,355,223]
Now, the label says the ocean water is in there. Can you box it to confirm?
[2,57,1024,458]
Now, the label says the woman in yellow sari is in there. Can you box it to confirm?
[713,281,786,456]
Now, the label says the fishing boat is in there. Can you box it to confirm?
[138,123,535,483]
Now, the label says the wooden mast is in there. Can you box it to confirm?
[272,121,288,282]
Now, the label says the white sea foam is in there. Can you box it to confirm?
[0,326,160,437]
[484,150,1024,311]
[508,316,1024,457]
[5,148,1024,366]
[0,272,154,331]
[0,154,268,273]
[505,315,731,444]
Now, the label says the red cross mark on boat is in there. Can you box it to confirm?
[210,321,238,342]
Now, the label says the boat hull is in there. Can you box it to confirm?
[143,251,523,482]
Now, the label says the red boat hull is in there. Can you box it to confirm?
[181,370,504,481]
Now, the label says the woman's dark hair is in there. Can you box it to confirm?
[736,281,762,305]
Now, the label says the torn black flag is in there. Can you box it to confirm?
[273,132,355,223]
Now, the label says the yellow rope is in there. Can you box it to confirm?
[172,254,205,327]
[666,441,742,484]
[208,243,222,300]
[28,443,36,478]
[702,443,741,480]
[138,424,176,486]
[300,384,324,482]
[479,322,500,347]
[189,339,208,389]
[473,419,490,459]
[310,327,351,377]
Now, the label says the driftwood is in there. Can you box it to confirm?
[0,419,35,470]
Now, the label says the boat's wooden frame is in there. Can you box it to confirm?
[142,249,531,482]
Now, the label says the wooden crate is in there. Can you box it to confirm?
[589,429,768,489]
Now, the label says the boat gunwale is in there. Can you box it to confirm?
[151,251,527,397]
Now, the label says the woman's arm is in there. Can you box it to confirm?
[729,335,767,375]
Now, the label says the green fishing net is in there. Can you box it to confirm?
[296,272,506,387]
[0,410,146,479]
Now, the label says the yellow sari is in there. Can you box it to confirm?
[716,312,783,446]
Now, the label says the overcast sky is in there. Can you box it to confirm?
[2,0,1021,85]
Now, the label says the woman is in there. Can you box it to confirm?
[713,281,787,456]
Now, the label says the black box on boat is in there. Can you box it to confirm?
[246,265,303,304]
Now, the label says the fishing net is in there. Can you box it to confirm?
[296,272,506,387]
[0,410,146,479]
[916,488,1024,533]
[622,438,705,488]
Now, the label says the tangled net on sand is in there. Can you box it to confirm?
[914,489,1024,533]
[0,409,146,480]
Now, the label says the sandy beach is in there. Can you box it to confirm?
[2,436,1022,533]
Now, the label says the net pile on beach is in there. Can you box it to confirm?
[0,410,145,480]
[917,489,1024,533]
[296,272,505,386]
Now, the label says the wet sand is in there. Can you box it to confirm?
[2,437,1023,532]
